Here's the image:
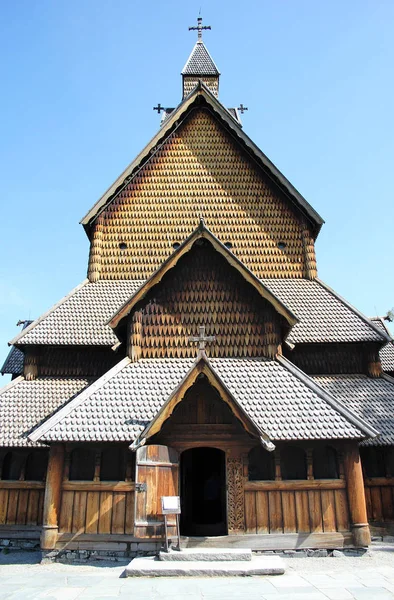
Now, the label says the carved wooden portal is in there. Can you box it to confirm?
[134,445,179,539]
[227,457,245,533]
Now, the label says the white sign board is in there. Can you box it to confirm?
[161,496,181,514]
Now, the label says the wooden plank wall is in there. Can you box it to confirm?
[0,483,45,526]
[244,481,350,534]
[58,483,135,535]
[365,478,394,522]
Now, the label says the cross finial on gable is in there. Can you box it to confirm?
[189,325,216,351]
[189,16,211,40]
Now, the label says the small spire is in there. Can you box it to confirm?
[189,16,211,41]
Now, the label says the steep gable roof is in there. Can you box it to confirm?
[182,41,220,75]
[81,83,324,238]
[108,220,298,331]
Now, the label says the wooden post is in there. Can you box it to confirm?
[40,444,65,551]
[343,442,371,547]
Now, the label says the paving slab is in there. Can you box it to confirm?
[124,555,285,577]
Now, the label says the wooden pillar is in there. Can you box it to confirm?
[343,442,371,547]
[40,444,65,551]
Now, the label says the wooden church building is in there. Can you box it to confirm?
[1,19,394,557]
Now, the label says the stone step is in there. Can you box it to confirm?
[124,555,285,577]
[159,548,252,562]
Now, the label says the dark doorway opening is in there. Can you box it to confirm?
[180,447,227,536]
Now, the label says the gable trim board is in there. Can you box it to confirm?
[28,355,375,445]
[80,83,324,237]
[108,220,298,330]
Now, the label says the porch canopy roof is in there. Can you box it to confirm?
[28,354,376,446]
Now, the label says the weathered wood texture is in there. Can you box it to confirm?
[244,482,349,534]
[90,108,315,280]
[365,478,394,522]
[128,242,282,359]
[287,344,364,375]
[23,346,119,379]
[343,443,371,546]
[0,485,45,526]
[41,444,65,550]
[134,445,179,539]
[58,488,135,535]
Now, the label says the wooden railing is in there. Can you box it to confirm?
[0,481,45,526]
[58,481,135,535]
[244,480,349,534]
[365,477,394,522]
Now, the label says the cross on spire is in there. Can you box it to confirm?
[189,16,211,40]
[189,325,215,351]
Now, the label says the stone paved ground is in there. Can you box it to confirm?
[0,546,394,599]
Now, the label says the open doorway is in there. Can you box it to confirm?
[180,447,227,536]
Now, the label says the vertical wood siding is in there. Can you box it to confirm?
[58,484,135,535]
[365,479,394,522]
[244,481,350,534]
[0,484,45,526]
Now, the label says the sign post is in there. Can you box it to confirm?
[161,496,181,552]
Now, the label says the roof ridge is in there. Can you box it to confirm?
[276,355,379,439]
[315,278,391,343]
[10,279,89,346]
[28,357,131,442]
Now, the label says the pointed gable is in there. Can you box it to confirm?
[83,87,323,282]
[108,222,297,361]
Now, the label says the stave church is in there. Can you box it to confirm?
[1,19,394,558]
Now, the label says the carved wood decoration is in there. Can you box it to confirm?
[128,241,282,359]
[94,108,315,280]
[227,457,245,533]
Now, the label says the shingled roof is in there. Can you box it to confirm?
[370,318,394,373]
[263,279,388,345]
[1,321,33,375]
[11,277,386,348]
[182,41,220,75]
[29,356,374,445]
[0,376,91,447]
[313,374,394,447]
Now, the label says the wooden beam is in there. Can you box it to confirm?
[40,444,65,551]
[343,442,371,547]
[245,480,346,491]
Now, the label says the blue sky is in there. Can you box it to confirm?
[1,0,393,373]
